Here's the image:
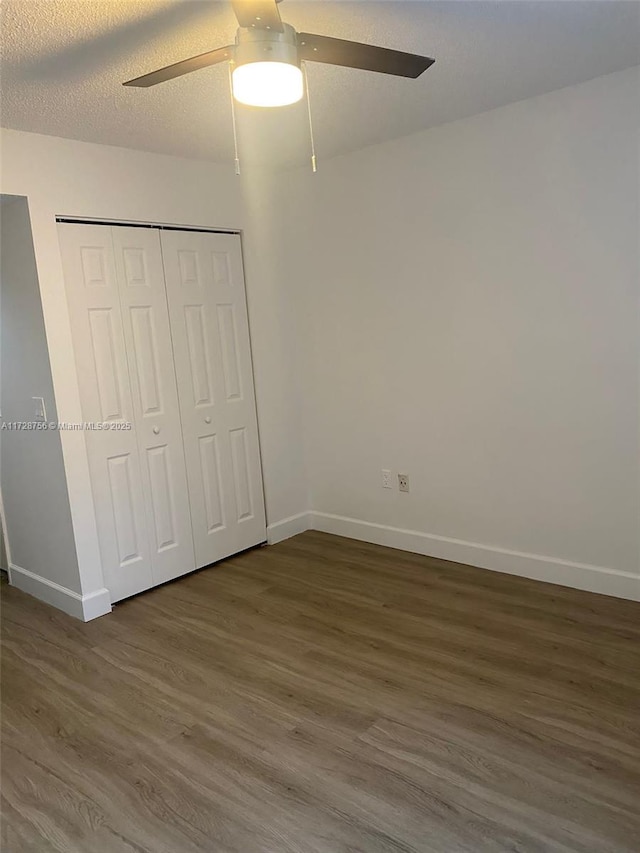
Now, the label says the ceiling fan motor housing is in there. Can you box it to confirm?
[233,22,300,69]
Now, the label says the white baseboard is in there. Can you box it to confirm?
[310,512,640,602]
[80,587,113,620]
[9,563,112,621]
[267,512,312,545]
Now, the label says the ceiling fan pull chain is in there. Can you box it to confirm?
[228,64,241,175]
[302,62,317,173]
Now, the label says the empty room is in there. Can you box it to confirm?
[0,1,639,850]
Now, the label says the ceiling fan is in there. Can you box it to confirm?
[124,0,434,169]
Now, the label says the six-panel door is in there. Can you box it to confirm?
[160,230,267,569]
[59,223,264,603]
[58,224,154,600]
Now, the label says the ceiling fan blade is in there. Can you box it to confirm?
[123,45,233,87]
[297,33,434,79]
[231,0,283,32]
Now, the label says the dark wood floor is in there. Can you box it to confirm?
[2,531,639,852]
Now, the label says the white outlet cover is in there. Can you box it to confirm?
[382,469,392,489]
[398,474,410,493]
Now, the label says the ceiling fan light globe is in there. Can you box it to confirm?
[232,61,303,107]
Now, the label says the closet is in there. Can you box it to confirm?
[58,222,266,602]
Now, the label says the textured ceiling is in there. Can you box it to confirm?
[1,1,638,167]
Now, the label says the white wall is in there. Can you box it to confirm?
[287,67,640,599]
[0,132,308,615]
[0,196,82,595]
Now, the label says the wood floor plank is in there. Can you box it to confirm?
[2,532,639,852]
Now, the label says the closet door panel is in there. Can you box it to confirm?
[112,227,195,585]
[161,230,266,568]
[58,223,153,601]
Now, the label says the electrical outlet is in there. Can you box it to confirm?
[398,474,409,493]
[381,469,392,489]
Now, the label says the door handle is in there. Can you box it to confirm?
[204,416,212,424]
[152,425,161,435]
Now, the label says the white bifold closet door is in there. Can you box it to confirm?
[160,230,266,569]
[58,223,266,603]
